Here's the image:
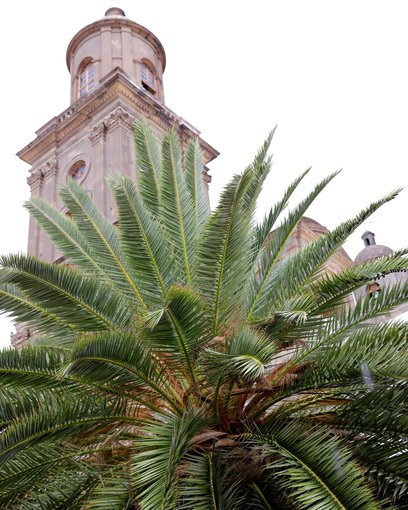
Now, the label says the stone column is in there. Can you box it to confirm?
[40,158,58,261]
[89,119,107,219]
[26,169,43,257]
[103,107,136,222]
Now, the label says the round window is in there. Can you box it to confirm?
[69,160,86,181]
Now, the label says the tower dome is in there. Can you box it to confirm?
[354,231,408,320]
[66,7,166,104]
[354,231,393,264]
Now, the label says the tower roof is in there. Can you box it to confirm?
[354,231,393,264]
[66,7,166,72]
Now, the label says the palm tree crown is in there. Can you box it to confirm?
[0,120,407,509]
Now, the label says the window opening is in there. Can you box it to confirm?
[141,63,156,94]
[69,160,86,180]
[367,282,381,300]
[78,61,95,98]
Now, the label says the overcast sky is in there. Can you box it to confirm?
[0,0,407,346]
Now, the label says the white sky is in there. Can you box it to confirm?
[0,0,407,347]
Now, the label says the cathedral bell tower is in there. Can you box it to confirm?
[17,7,218,264]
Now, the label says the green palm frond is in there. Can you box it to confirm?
[304,251,408,317]
[59,180,146,306]
[0,254,131,332]
[14,470,96,510]
[178,452,221,510]
[197,169,253,334]
[0,392,127,466]
[179,451,249,510]
[298,321,408,388]
[0,283,79,339]
[25,197,105,277]
[144,286,208,386]
[160,131,196,284]
[265,190,403,312]
[241,130,275,218]
[243,422,379,510]
[294,282,408,362]
[246,172,339,319]
[65,330,182,413]
[83,469,134,509]
[204,327,276,383]
[132,410,207,510]
[109,174,177,304]
[0,444,95,508]
[0,120,407,508]
[251,168,310,257]
[134,119,162,215]
[185,138,210,230]
[0,346,68,390]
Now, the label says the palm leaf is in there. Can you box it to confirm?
[241,129,275,219]
[25,197,104,276]
[0,392,128,466]
[59,179,146,306]
[0,283,78,339]
[251,168,310,258]
[185,138,210,230]
[84,470,134,509]
[0,254,131,332]
[204,327,276,383]
[65,331,182,413]
[160,131,196,284]
[131,410,207,510]
[197,169,253,334]
[144,286,208,386]
[241,422,378,510]
[134,119,162,215]
[109,175,176,305]
[265,190,402,313]
[246,172,339,320]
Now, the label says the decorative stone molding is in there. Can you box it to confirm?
[104,106,135,131]
[42,157,58,179]
[202,168,212,184]
[27,168,43,190]
[89,106,135,143]
[89,120,106,143]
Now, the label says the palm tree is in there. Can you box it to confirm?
[0,121,407,509]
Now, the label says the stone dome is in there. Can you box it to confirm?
[354,231,393,264]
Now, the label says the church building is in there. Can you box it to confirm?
[11,8,406,346]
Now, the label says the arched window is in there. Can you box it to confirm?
[78,60,95,98]
[140,62,156,95]
[69,160,87,181]
[367,282,381,300]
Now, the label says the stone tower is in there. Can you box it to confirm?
[17,7,218,264]
[11,7,218,347]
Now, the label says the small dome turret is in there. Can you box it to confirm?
[354,231,393,265]
[354,231,408,320]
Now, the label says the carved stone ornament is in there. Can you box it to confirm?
[89,120,106,143]
[42,157,59,179]
[104,106,135,131]
[27,168,43,190]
